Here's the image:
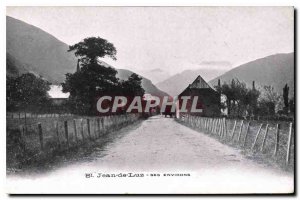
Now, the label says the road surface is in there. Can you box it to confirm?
[7,115,293,194]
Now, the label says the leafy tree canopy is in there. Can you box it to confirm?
[68,37,117,65]
[63,37,145,115]
[120,73,145,97]
[215,79,260,117]
[7,73,51,112]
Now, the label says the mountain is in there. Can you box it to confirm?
[97,61,169,98]
[156,68,227,97]
[7,52,28,77]
[118,69,169,97]
[209,53,294,97]
[7,16,77,83]
[137,68,171,84]
[7,16,169,98]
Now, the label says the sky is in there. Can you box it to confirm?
[6,7,294,75]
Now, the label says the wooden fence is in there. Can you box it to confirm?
[7,112,74,119]
[7,113,141,166]
[178,114,294,167]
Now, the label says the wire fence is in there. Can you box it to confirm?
[7,113,141,168]
[6,112,74,119]
[177,114,294,168]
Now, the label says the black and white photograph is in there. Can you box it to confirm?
[5,6,295,194]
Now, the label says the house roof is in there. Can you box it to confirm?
[178,75,216,96]
[189,75,212,89]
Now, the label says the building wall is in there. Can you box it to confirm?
[178,88,220,117]
[51,98,67,106]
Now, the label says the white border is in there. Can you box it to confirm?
[1,1,298,199]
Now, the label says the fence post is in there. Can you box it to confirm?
[220,118,224,138]
[18,125,26,151]
[219,118,223,137]
[218,118,222,136]
[80,119,85,141]
[243,121,251,147]
[260,124,269,152]
[231,120,237,140]
[87,118,91,140]
[97,118,101,138]
[273,124,280,157]
[55,121,60,147]
[211,118,215,133]
[93,119,97,138]
[286,123,293,165]
[223,118,227,138]
[101,117,104,134]
[207,118,210,133]
[207,118,210,132]
[237,120,244,142]
[24,113,28,134]
[38,123,43,151]
[251,123,263,151]
[199,117,201,129]
[207,118,210,131]
[192,116,194,127]
[73,119,78,143]
[212,118,216,134]
[64,121,69,148]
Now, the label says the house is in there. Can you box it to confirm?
[51,98,68,106]
[176,75,220,117]
[48,85,69,112]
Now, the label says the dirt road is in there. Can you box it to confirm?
[7,115,294,194]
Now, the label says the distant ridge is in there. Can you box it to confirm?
[7,16,77,83]
[209,53,294,97]
[6,16,169,97]
[156,68,226,97]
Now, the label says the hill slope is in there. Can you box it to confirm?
[137,68,171,84]
[98,61,169,97]
[209,53,294,97]
[7,16,77,83]
[7,16,168,97]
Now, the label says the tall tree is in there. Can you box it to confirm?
[63,37,145,115]
[283,83,289,113]
[62,63,120,115]
[68,37,117,65]
[63,37,118,114]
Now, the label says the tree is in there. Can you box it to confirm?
[7,73,51,112]
[283,83,289,113]
[289,98,295,114]
[258,86,280,116]
[62,63,120,115]
[120,73,145,97]
[214,79,260,117]
[243,85,260,116]
[63,37,118,115]
[63,37,145,115]
[68,37,117,65]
